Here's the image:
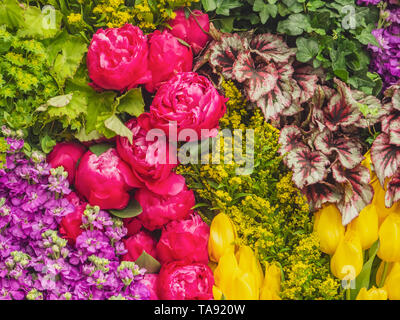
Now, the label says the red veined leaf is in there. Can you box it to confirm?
[301,182,342,212]
[332,164,373,225]
[278,125,305,155]
[389,117,400,146]
[314,130,363,169]
[209,33,247,79]
[232,52,278,102]
[381,104,398,134]
[384,83,400,111]
[286,147,330,189]
[249,33,296,63]
[292,63,319,105]
[385,171,400,208]
[371,132,400,186]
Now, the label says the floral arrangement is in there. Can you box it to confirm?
[1,0,400,301]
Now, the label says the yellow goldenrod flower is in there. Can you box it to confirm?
[356,286,387,300]
[330,230,363,280]
[314,204,345,255]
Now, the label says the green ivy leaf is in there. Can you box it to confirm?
[88,143,114,157]
[277,14,310,36]
[109,197,143,219]
[135,251,161,274]
[296,37,319,63]
[116,88,144,117]
[216,0,242,16]
[201,0,217,11]
[40,135,56,154]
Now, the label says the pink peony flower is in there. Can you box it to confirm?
[122,230,158,262]
[157,261,214,300]
[116,113,178,195]
[47,142,87,184]
[167,9,210,55]
[59,203,86,244]
[65,191,84,207]
[75,148,141,210]
[145,30,193,93]
[139,274,159,300]
[135,174,195,231]
[150,72,227,139]
[87,24,151,92]
[123,217,143,237]
[156,213,209,264]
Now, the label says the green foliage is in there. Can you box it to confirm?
[177,80,341,299]
[0,137,9,169]
[201,0,382,95]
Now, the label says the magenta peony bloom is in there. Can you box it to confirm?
[87,24,151,92]
[47,142,86,184]
[156,213,209,264]
[157,261,214,300]
[150,72,227,139]
[116,113,178,195]
[135,174,194,231]
[167,9,210,55]
[59,203,86,244]
[139,274,159,300]
[75,148,141,210]
[122,230,158,262]
[145,30,193,93]
[123,217,143,237]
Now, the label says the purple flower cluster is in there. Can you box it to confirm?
[0,138,150,300]
[358,0,400,89]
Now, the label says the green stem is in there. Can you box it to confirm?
[345,284,351,300]
[379,261,389,288]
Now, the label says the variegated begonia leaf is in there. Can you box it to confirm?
[371,132,400,186]
[385,171,400,208]
[384,83,400,110]
[389,118,400,146]
[332,164,373,225]
[208,33,247,79]
[278,125,305,156]
[249,33,296,63]
[232,52,278,102]
[302,182,342,212]
[286,146,330,189]
[314,129,363,169]
[292,63,319,105]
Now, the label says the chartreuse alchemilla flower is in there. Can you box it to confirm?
[356,287,387,300]
[313,204,345,255]
[330,230,363,280]
[208,212,237,263]
[383,262,400,300]
[377,212,400,262]
[347,204,379,250]
[260,262,281,300]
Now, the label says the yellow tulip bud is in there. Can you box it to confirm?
[347,204,378,250]
[314,204,345,255]
[371,179,400,226]
[377,212,400,262]
[212,286,223,300]
[262,261,281,294]
[330,230,363,280]
[214,251,239,294]
[356,286,387,300]
[235,246,264,291]
[208,212,237,263]
[225,270,259,300]
[260,287,281,300]
[376,261,394,286]
[362,150,376,182]
[384,262,400,300]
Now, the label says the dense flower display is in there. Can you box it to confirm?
[2,0,400,302]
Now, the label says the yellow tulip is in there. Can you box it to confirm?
[376,261,393,287]
[330,230,363,280]
[372,180,400,226]
[260,287,281,300]
[235,246,264,291]
[361,150,376,181]
[377,212,400,262]
[208,212,237,263]
[225,270,259,300]
[262,261,281,294]
[356,287,387,300]
[213,251,239,294]
[347,204,378,250]
[314,204,345,255]
[212,286,223,300]
[384,262,400,300]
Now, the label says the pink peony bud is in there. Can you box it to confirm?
[122,230,158,262]
[59,203,86,244]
